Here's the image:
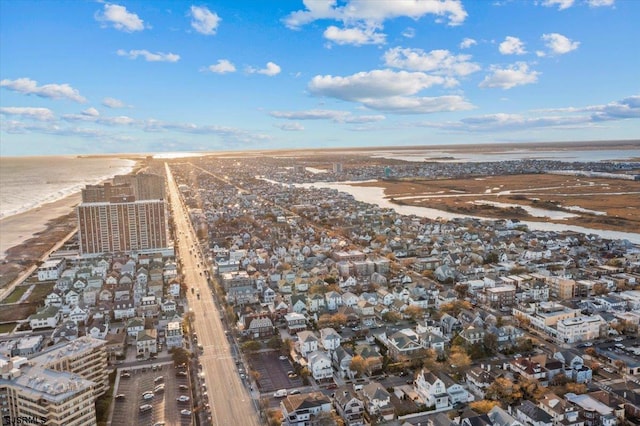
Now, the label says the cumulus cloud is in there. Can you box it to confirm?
[499,36,526,55]
[459,37,477,49]
[323,25,386,46]
[0,77,86,103]
[116,49,180,62]
[142,119,272,144]
[383,47,481,80]
[308,69,473,113]
[270,109,385,123]
[206,59,236,74]
[275,122,305,131]
[479,62,539,89]
[102,97,127,108]
[190,5,221,35]
[0,107,55,121]
[541,0,575,10]
[284,0,468,28]
[82,107,100,117]
[541,33,580,55]
[247,62,281,76]
[95,3,145,32]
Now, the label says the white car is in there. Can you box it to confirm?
[180,409,192,416]
[176,395,190,402]
[142,392,154,400]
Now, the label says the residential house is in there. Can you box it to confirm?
[516,400,553,426]
[325,291,342,311]
[297,330,319,358]
[334,389,365,426]
[414,369,451,411]
[126,317,145,337]
[165,321,183,349]
[333,346,354,379]
[342,292,359,307]
[136,329,157,355]
[308,351,333,381]
[387,329,423,361]
[28,306,61,330]
[361,382,394,421]
[244,314,274,338]
[554,350,592,384]
[320,328,341,352]
[285,312,307,334]
[280,392,332,426]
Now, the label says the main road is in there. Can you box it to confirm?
[165,163,260,426]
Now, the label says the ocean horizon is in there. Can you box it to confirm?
[0,156,136,220]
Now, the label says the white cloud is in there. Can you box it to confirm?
[309,69,445,101]
[0,107,55,121]
[363,95,474,114]
[189,6,221,35]
[323,25,386,46]
[247,62,281,76]
[541,33,580,55]
[95,3,145,32]
[402,27,416,38]
[586,0,614,6]
[499,36,526,55]
[459,37,477,49]
[102,97,126,108]
[206,59,236,74]
[383,47,481,79]
[479,62,539,89]
[284,0,468,29]
[420,94,640,132]
[82,107,100,117]
[117,49,180,62]
[275,122,305,131]
[270,109,385,123]
[541,0,575,10]
[308,69,474,113]
[0,77,86,103]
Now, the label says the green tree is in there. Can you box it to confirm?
[171,347,191,366]
[267,335,283,350]
[241,340,261,353]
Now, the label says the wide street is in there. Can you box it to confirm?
[165,163,260,426]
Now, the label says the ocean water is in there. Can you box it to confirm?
[0,156,135,220]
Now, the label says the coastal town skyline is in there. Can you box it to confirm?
[1,0,639,157]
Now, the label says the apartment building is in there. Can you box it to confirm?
[30,336,108,397]
[0,358,97,426]
[556,315,606,344]
[77,197,167,255]
[113,173,165,201]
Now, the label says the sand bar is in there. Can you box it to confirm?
[0,192,81,260]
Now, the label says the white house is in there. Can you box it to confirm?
[28,306,61,330]
[414,369,451,411]
[297,330,319,358]
[320,328,341,351]
[307,351,333,381]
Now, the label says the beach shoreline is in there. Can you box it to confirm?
[0,191,81,261]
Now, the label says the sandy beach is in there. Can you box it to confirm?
[0,192,81,261]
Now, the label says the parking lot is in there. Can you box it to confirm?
[248,352,303,393]
[111,363,193,426]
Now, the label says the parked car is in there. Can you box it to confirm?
[177,395,190,402]
[274,389,288,398]
[180,409,192,416]
[176,371,187,377]
[115,394,126,400]
[154,376,164,383]
[179,384,189,390]
[289,389,300,395]
[121,372,131,378]
[142,392,154,400]
[139,404,153,413]
[154,384,165,393]
[279,355,288,361]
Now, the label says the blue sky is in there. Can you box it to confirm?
[1,0,638,156]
